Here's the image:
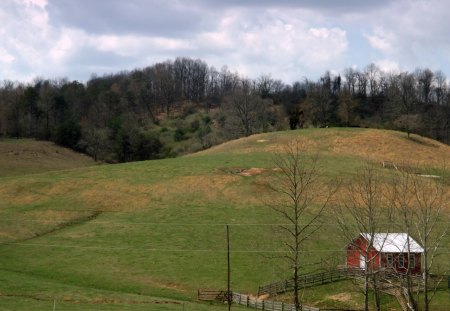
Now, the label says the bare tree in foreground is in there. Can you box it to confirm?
[268,140,336,309]
[388,170,419,311]
[334,163,393,311]
[387,166,448,311]
[410,171,448,311]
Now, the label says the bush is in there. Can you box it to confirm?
[174,128,187,141]
[189,119,200,132]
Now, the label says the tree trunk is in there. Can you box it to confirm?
[364,271,369,311]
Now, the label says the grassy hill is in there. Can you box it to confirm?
[0,139,98,177]
[0,128,448,310]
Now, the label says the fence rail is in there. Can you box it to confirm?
[198,289,319,311]
[258,268,448,297]
[197,289,228,302]
[258,268,363,296]
[232,292,319,311]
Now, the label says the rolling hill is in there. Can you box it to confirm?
[0,139,98,177]
[0,128,448,310]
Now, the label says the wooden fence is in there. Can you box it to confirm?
[198,289,319,311]
[258,268,363,296]
[258,268,448,297]
[197,289,229,302]
[232,292,319,311]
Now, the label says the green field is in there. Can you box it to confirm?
[0,128,449,310]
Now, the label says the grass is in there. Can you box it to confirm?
[0,138,98,177]
[0,128,449,310]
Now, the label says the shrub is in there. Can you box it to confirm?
[174,128,187,141]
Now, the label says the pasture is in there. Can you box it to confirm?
[0,128,448,310]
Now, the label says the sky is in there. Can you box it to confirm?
[1,0,450,83]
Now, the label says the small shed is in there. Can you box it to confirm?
[346,233,424,274]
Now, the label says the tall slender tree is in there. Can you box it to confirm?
[268,140,336,309]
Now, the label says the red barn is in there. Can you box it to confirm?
[346,233,423,275]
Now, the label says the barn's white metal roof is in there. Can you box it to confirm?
[361,233,424,253]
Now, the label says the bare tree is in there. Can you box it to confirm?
[410,171,449,311]
[338,89,358,126]
[365,63,381,97]
[388,166,449,311]
[222,86,270,137]
[399,73,418,138]
[388,170,420,311]
[268,140,336,309]
[334,163,393,311]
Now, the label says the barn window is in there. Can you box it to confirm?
[398,254,405,268]
[409,253,415,268]
[387,254,393,267]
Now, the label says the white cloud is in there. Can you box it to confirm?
[364,27,395,54]
[190,9,348,81]
[22,0,47,9]
[0,48,15,64]
[375,59,401,73]
[2,0,450,82]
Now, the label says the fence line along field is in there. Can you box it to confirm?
[0,128,449,310]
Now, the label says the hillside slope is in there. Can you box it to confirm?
[0,139,98,177]
[0,128,448,310]
[195,128,450,166]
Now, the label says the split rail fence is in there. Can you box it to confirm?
[258,268,448,297]
[199,269,448,310]
[198,289,319,311]
[258,268,363,296]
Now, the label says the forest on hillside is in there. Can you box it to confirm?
[0,57,449,162]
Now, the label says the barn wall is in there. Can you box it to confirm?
[380,252,422,274]
[346,236,379,270]
[347,235,422,274]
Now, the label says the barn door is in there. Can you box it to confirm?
[359,254,366,269]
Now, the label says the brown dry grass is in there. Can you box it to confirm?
[0,139,97,177]
[196,133,317,155]
[193,129,450,167]
[0,181,48,205]
[327,292,355,302]
[148,175,240,202]
[330,130,449,166]
[80,180,152,211]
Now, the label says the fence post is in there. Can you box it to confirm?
[247,295,249,307]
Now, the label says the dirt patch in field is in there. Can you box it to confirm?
[327,292,354,302]
[240,168,265,176]
[219,167,281,177]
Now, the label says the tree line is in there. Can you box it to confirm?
[0,57,449,162]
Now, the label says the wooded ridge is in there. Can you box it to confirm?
[1,57,449,162]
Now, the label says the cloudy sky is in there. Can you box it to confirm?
[1,0,450,83]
